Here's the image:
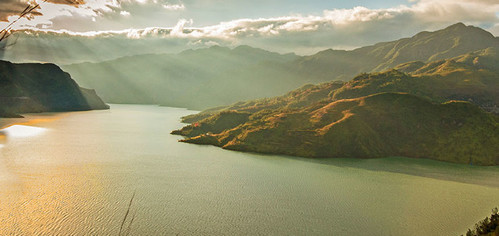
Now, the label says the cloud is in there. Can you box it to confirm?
[410,0,499,23]
[120,11,131,17]
[0,0,39,22]
[163,3,185,11]
[0,0,88,22]
[47,0,86,5]
[2,0,499,57]
[89,0,496,46]
[38,0,187,31]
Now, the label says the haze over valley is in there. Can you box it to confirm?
[0,0,498,235]
[59,23,499,109]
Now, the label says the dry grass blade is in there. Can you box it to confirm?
[0,0,47,44]
[0,31,9,42]
[124,210,136,236]
[119,191,136,236]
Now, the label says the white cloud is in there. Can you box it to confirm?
[107,0,496,42]
[171,18,193,36]
[410,0,499,23]
[163,3,185,11]
[323,6,401,25]
[2,0,498,55]
[120,11,131,17]
[0,0,120,29]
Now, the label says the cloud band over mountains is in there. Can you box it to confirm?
[1,0,498,57]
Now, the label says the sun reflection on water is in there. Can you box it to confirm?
[2,125,47,138]
[0,131,6,144]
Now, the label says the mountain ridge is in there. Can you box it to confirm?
[293,22,499,82]
[62,23,499,110]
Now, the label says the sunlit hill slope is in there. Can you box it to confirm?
[173,47,499,165]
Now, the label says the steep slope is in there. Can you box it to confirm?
[293,23,499,83]
[173,93,499,165]
[63,45,300,109]
[334,47,499,112]
[0,60,109,116]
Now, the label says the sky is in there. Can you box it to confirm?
[0,0,498,55]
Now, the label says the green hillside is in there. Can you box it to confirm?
[334,47,499,112]
[174,46,499,165]
[173,92,499,165]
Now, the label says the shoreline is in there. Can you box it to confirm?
[0,111,76,130]
[0,117,30,130]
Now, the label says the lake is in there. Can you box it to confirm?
[0,104,498,235]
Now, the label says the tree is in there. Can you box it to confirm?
[463,207,499,236]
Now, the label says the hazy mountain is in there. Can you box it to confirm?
[0,30,200,65]
[62,45,300,109]
[62,23,498,110]
[0,60,108,117]
[183,46,499,123]
[293,22,499,82]
[173,92,499,165]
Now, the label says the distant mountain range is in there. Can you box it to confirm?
[293,22,499,81]
[0,60,108,117]
[172,24,499,165]
[0,30,195,65]
[181,47,499,123]
[62,23,499,110]
[62,45,300,109]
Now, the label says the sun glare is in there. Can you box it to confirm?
[2,125,47,138]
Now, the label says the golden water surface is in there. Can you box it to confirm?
[0,105,498,235]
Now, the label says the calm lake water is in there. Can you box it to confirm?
[0,104,498,235]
